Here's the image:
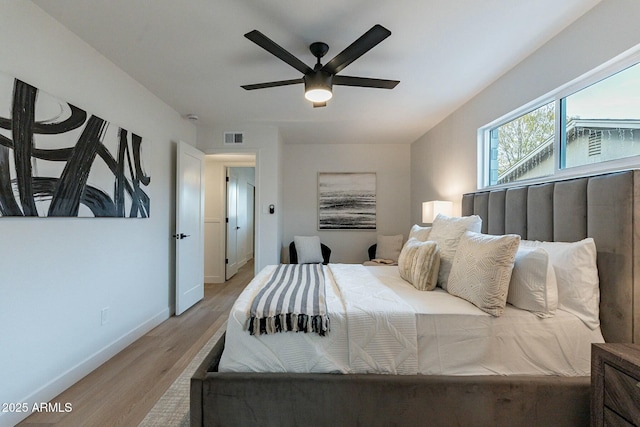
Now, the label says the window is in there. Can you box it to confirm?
[488,102,555,185]
[563,63,640,169]
[480,52,640,188]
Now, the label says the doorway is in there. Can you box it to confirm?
[203,154,256,283]
[225,167,255,280]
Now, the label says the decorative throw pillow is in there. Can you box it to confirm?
[293,236,324,264]
[507,246,558,318]
[520,238,599,329]
[408,224,432,242]
[375,234,404,262]
[397,238,440,291]
[427,214,482,290]
[447,231,520,316]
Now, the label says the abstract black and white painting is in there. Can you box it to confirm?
[318,172,376,230]
[0,72,150,217]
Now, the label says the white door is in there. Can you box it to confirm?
[225,169,239,280]
[175,141,205,315]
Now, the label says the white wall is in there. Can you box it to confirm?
[197,124,283,272]
[204,158,226,283]
[410,0,640,224]
[283,144,411,263]
[0,3,195,426]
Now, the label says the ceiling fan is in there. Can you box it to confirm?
[241,24,400,108]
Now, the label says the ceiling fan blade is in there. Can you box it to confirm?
[245,30,313,75]
[241,78,303,90]
[313,102,327,108]
[322,24,391,75]
[333,75,399,89]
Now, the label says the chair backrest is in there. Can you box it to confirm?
[368,244,377,260]
[289,241,331,265]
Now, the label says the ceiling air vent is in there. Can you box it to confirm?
[224,132,245,145]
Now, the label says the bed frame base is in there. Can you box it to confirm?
[191,334,589,427]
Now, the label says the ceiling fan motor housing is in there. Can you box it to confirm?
[310,42,329,63]
[304,70,333,102]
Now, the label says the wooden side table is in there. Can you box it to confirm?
[592,343,640,426]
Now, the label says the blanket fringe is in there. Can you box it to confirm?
[248,313,330,337]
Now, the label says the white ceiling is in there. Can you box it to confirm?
[32,0,601,145]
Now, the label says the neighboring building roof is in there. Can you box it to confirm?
[497,118,640,184]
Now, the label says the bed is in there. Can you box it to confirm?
[191,169,640,427]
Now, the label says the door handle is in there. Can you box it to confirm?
[172,233,190,240]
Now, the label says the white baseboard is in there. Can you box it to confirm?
[0,308,170,427]
[205,274,224,284]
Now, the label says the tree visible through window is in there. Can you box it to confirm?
[489,102,555,185]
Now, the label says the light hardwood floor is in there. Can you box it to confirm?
[19,261,254,427]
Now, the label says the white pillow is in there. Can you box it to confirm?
[447,231,520,316]
[508,246,558,318]
[408,224,432,242]
[428,214,482,290]
[397,238,440,291]
[293,236,324,264]
[520,238,599,329]
[375,234,404,262]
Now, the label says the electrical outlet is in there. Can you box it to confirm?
[101,307,110,326]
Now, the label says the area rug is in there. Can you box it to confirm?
[138,320,227,427]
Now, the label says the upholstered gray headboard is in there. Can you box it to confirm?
[461,170,640,343]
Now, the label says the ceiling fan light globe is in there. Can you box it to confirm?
[305,88,333,103]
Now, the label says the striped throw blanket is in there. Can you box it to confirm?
[248,264,330,336]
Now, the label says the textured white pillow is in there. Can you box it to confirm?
[408,224,432,242]
[508,246,558,318]
[448,231,520,316]
[520,238,599,329]
[375,234,404,262]
[397,238,440,291]
[428,214,482,290]
[293,236,324,264]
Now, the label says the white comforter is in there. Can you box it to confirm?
[330,264,417,373]
[219,264,604,376]
[220,264,418,374]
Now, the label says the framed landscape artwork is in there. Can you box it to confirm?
[0,72,150,218]
[318,172,376,230]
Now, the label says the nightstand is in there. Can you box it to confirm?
[592,343,640,427]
